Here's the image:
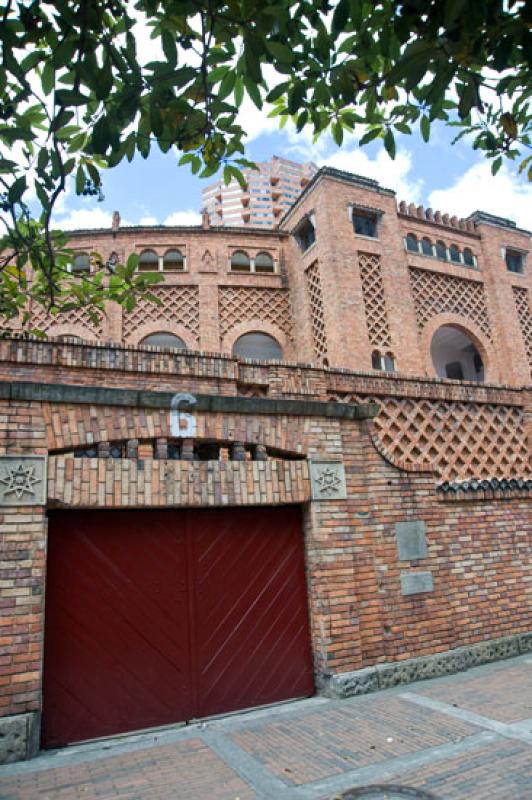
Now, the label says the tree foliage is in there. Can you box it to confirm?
[0,0,530,324]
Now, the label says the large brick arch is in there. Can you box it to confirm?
[222,320,289,359]
[124,321,199,350]
[42,404,344,456]
[43,323,101,343]
[420,314,497,383]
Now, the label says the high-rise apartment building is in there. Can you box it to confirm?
[202,155,318,227]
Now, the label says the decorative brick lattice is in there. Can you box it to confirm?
[123,286,200,342]
[306,262,327,357]
[219,287,293,339]
[513,287,532,367]
[29,304,103,337]
[358,252,391,347]
[409,267,492,338]
[329,393,529,481]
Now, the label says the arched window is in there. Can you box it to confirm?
[294,215,316,252]
[463,247,475,267]
[163,249,184,271]
[449,244,461,263]
[430,325,484,382]
[421,237,433,256]
[384,352,396,372]
[71,253,90,274]
[255,252,275,273]
[406,234,418,253]
[230,250,251,272]
[140,333,186,349]
[371,350,383,370]
[435,241,447,261]
[138,249,159,272]
[232,332,283,360]
[56,335,85,343]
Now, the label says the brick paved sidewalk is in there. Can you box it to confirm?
[0,655,531,800]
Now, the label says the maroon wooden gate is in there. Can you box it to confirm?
[42,507,313,747]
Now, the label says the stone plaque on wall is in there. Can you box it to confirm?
[309,460,347,501]
[396,520,427,561]
[400,571,434,596]
[0,456,47,506]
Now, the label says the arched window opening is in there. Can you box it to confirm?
[435,241,447,260]
[371,350,383,370]
[430,325,484,382]
[463,248,475,267]
[294,216,316,252]
[232,332,283,361]
[140,333,186,349]
[138,249,159,272]
[230,250,251,272]
[163,249,184,271]
[56,335,85,343]
[71,253,90,274]
[406,234,418,253]
[421,237,433,256]
[384,352,396,372]
[449,244,461,264]
[255,251,275,273]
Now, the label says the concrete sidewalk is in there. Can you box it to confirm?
[0,655,531,800]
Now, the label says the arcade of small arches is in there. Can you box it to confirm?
[68,249,278,275]
[405,234,477,268]
[229,250,276,273]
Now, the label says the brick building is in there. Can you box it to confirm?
[0,167,530,762]
[202,154,317,227]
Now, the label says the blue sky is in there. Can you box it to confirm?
[53,110,532,232]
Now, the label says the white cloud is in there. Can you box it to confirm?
[164,209,201,226]
[52,207,115,230]
[428,161,532,230]
[139,215,158,225]
[322,146,424,204]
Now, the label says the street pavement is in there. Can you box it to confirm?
[0,654,530,799]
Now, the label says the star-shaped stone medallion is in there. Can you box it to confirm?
[315,466,342,496]
[0,463,41,500]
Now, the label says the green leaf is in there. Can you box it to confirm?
[265,41,294,64]
[234,76,244,107]
[359,127,382,146]
[162,30,177,68]
[244,77,262,109]
[332,0,350,34]
[332,120,343,146]
[420,115,430,142]
[41,62,55,96]
[217,70,236,101]
[8,176,26,204]
[384,128,396,159]
[491,156,502,176]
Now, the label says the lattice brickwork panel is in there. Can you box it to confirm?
[358,252,391,347]
[219,287,293,340]
[29,304,102,338]
[123,286,200,342]
[329,393,529,481]
[409,268,491,338]
[513,287,532,367]
[306,262,327,357]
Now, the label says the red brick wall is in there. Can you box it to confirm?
[0,342,529,723]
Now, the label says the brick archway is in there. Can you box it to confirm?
[420,314,496,383]
[124,321,199,350]
[223,320,289,359]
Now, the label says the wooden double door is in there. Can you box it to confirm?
[42,506,313,747]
